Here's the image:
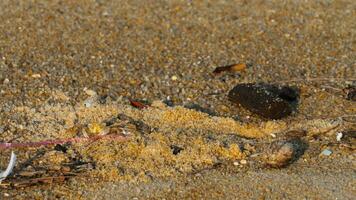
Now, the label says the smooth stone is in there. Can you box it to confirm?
[228,83,299,119]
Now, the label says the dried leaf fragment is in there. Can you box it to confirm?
[129,99,149,109]
[213,63,247,74]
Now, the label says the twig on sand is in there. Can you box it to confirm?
[0,175,73,188]
[271,77,355,84]
[0,134,129,150]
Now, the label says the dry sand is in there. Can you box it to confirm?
[0,0,355,199]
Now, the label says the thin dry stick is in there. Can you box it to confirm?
[271,77,356,84]
[0,134,129,150]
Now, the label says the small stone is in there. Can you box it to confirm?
[240,159,247,165]
[31,74,41,78]
[233,161,239,166]
[84,89,97,96]
[228,83,299,119]
[84,95,99,107]
[3,78,9,84]
[336,132,343,141]
[320,149,332,156]
[171,75,178,81]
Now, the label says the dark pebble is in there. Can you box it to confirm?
[163,99,174,107]
[98,95,108,104]
[228,83,299,119]
[54,144,69,153]
[345,87,356,101]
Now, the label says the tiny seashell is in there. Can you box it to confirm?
[263,138,306,168]
[264,141,295,168]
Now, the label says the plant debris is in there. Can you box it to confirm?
[129,99,149,109]
[0,169,76,188]
[213,63,247,74]
[344,86,356,101]
[0,134,129,150]
[228,83,299,119]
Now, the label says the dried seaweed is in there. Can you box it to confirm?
[0,134,129,150]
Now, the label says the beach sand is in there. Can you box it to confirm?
[0,0,355,199]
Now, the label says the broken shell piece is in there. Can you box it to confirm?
[84,96,99,108]
[263,139,306,168]
[0,151,16,183]
[84,89,97,96]
[233,161,239,166]
[265,142,294,168]
[336,132,343,141]
[320,149,332,156]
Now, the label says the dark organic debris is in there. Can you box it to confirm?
[344,86,356,101]
[170,145,184,155]
[15,150,46,174]
[98,95,109,104]
[338,130,356,149]
[163,99,174,107]
[213,63,247,74]
[1,158,95,188]
[228,83,299,119]
[263,138,307,168]
[0,134,129,150]
[343,130,356,139]
[54,144,69,153]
